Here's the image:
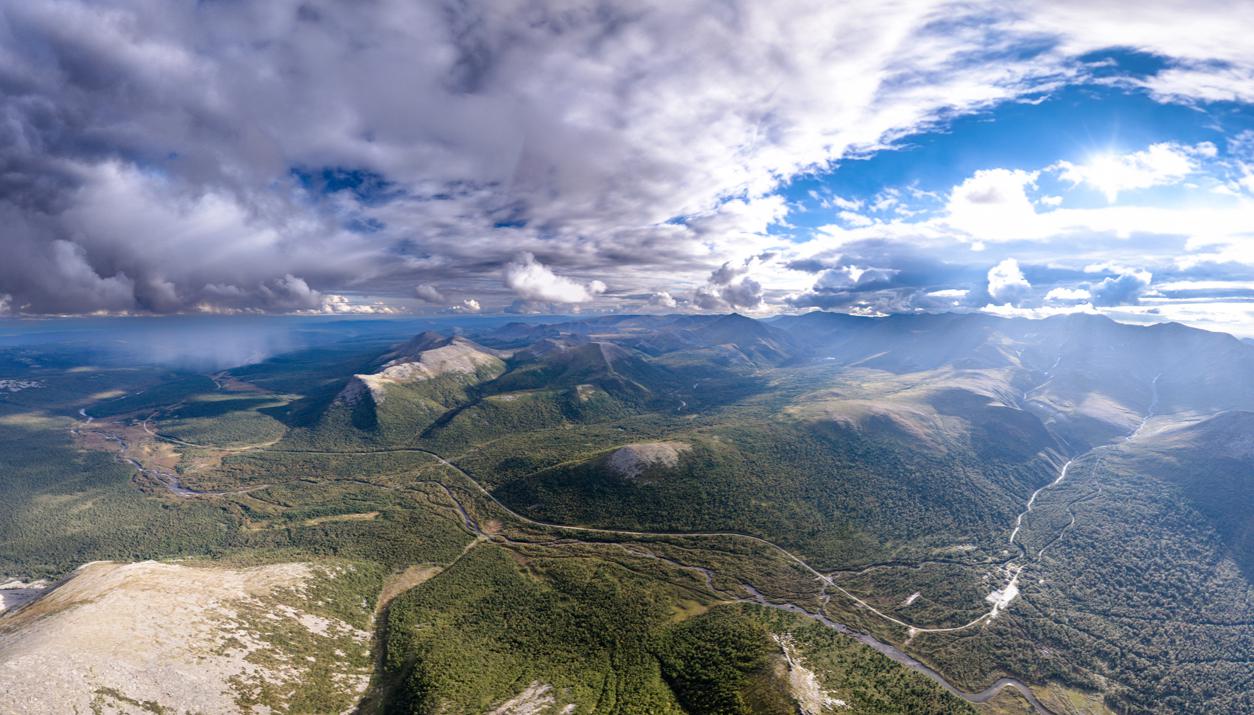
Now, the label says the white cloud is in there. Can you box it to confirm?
[452,298,481,313]
[1053,143,1205,201]
[1018,2,1254,111]
[987,258,1032,305]
[982,302,1097,319]
[838,210,874,227]
[1083,262,1133,274]
[504,253,607,304]
[946,169,1040,241]
[649,291,678,308]
[871,189,902,214]
[1145,66,1254,105]
[1045,286,1092,302]
[1154,279,1254,292]
[811,158,1254,272]
[316,294,402,314]
[0,0,1098,314]
[4,0,1254,332]
[1089,268,1152,307]
[927,288,969,298]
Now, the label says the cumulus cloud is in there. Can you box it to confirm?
[1089,268,1153,306]
[0,160,370,314]
[987,259,1032,305]
[795,140,1254,329]
[784,240,988,313]
[721,276,765,310]
[694,258,766,311]
[2,1,1254,319]
[693,286,728,311]
[946,169,1040,242]
[649,291,678,309]
[1004,265,1150,309]
[415,284,446,304]
[417,283,482,312]
[317,294,402,314]
[46,239,138,312]
[504,253,606,304]
[1045,286,1093,302]
[257,274,323,312]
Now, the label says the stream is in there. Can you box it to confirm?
[109,371,1166,714]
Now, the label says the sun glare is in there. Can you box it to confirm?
[1082,152,1126,202]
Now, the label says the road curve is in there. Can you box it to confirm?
[153,435,1057,713]
[86,368,1168,715]
[129,415,1110,712]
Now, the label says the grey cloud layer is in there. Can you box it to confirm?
[0,0,1250,315]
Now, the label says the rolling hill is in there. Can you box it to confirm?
[1,310,1251,714]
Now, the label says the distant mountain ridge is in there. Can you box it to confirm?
[473,311,1254,410]
[303,309,1254,463]
[476,313,798,367]
[11,308,1248,714]
[481,311,1254,449]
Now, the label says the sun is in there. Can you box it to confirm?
[1079,152,1129,202]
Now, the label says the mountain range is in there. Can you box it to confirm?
[0,311,1249,714]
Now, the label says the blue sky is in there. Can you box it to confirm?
[780,78,1246,224]
[4,2,1254,335]
[759,51,1254,334]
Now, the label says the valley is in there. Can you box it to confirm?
[9,4,1254,713]
[0,312,1250,714]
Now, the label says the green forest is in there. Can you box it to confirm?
[1,317,1250,714]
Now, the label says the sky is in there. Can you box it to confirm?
[3,1,1254,336]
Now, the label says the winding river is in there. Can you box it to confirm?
[96,370,1167,714]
